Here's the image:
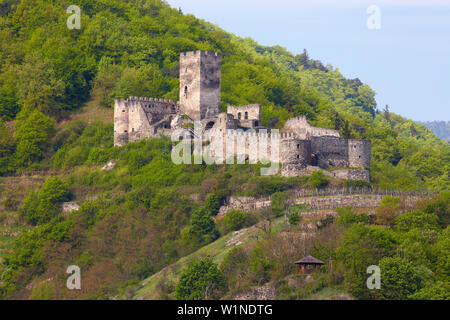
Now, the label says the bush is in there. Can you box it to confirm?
[336,206,371,226]
[309,170,328,189]
[220,209,248,234]
[20,190,40,224]
[204,194,221,216]
[288,213,301,226]
[375,196,402,226]
[271,192,288,217]
[182,207,219,247]
[373,256,422,300]
[14,110,55,167]
[393,210,440,233]
[21,176,71,225]
[244,176,303,197]
[175,258,225,300]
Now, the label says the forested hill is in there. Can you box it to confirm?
[0,0,448,190]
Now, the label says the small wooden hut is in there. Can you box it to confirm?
[294,255,325,274]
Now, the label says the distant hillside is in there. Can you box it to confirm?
[421,121,450,142]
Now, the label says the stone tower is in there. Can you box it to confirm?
[348,139,371,169]
[179,51,221,121]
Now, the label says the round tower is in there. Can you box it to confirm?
[348,139,371,169]
[280,137,311,177]
[114,99,129,147]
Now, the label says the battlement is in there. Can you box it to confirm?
[121,96,176,104]
[181,50,221,57]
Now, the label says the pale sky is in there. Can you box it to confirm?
[166,0,450,121]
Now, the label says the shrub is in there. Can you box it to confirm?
[309,170,328,189]
[22,176,71,225]
[220,247,249,289]
[336,206,371,226]
[20,190,39,224]
[393,210,440,233]
[288,213,300,226]
[344,179,371,189]
[221,209,248,233]
[175,258,225,300]
[204,194,221,216]
[249,246,273,285]
[14,110,55,167]
[244,176,302,197]
[182,207,219,247]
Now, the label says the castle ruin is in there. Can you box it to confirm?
[114,51,371,180]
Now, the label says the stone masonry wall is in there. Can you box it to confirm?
[219,194,423,216]
[310,136,349,168]
[284,117,340,139]
[348,139,371,169]
[328,169,370,181]
[227,104,261,122]
[114,97,177,146]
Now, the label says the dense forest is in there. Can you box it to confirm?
[0,0,448,300]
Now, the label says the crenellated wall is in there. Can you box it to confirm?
[227,104,261,128]
[280,139,311,176]
[113,97,178,146]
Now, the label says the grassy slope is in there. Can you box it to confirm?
[133,217,287,300]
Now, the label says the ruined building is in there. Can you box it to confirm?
[114,51,371,180]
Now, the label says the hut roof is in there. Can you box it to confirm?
[294,255,325,265]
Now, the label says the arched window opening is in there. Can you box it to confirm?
[245,112,248,120]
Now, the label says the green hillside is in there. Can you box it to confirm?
[0,0,448,300]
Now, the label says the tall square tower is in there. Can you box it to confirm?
[179,51,221,121]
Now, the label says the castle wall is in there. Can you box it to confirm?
[284,117,340,139]
[114,97,177,146]
[280,139,311,177]
[227,104,261,121]
[348,139,371,169]
[310,136,349,168]
[179,51,221,121]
